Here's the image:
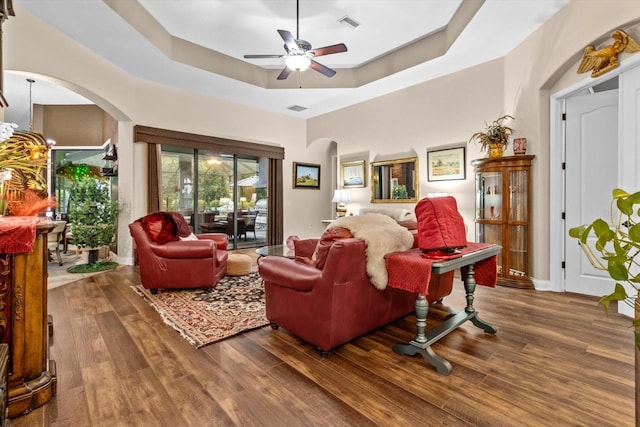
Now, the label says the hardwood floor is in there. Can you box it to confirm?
[12,256,636,426]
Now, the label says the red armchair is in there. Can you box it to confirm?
[129,212,229,293]
[258,237,454,355]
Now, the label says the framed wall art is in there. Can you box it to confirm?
[427,147,466,182]
[293,162,321,189]
[341,160,366,188]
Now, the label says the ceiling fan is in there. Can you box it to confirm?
[243,0,348,80]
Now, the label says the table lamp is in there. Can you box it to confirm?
[332,189,351,218]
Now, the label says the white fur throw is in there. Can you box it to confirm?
[328,214,414,290]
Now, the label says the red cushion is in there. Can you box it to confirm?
[167,212,193,238]
[312,227,353,269]
[137,212,180,245]
[415,196,467,252]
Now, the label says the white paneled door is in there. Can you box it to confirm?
[564,89,618,296]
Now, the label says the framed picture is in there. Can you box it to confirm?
[341,160,366,188]
[293,162,321,189]
[427,147,466,181]
[390,177,399,191]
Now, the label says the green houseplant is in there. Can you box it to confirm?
[568,188,640,422]
[468,114,514,158]
[392,184,408,200]
[68,177,119,269]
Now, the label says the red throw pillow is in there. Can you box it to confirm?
[138,213,179,245]
[167,212,193,238]
[312,226,353,269]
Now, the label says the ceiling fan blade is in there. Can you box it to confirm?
[309,60,336,78]
[277,30,298,53]
[244,54,284,59]
[277,67,292,80]
[308,43,347,57]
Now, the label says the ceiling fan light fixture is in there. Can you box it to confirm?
[285,55,311,71]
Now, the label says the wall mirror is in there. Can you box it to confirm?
[370,157,418,203]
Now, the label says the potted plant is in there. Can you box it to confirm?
[568,188,640,422]
[392,184,408,200]
[68,177,119,270]
[468,114,514,158]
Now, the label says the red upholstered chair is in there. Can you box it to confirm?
[129,212,229,293]
[258,236,454,355]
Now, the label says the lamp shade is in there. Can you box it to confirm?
[285,55,311,71]
[332,189,351,203]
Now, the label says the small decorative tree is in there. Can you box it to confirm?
[392,184,408,200]
[68,177,119,266]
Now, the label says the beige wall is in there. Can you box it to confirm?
[6,1,640,276]
[42,105,110,146]
[308,59,505,235]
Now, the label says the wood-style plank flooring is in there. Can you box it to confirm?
[11,254,636,426]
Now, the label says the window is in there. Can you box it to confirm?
[160,147,268,249]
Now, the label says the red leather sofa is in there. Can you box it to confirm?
[258,236,454,355]
[129,212,229,293]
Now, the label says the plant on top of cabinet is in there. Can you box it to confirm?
[469,115,514,158]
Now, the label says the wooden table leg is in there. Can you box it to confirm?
[465,265,497,334]
[393,263,497,375]
[393,293,454,375]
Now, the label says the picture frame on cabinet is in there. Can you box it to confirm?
[427,146,466,181]
[293,162,321,189]
[341,160,366,188]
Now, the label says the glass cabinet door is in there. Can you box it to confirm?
[475,171,502,220]
[507,224,528,278]
[508,169,528,222]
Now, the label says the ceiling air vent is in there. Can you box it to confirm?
[338,15,360,29]
[287,105,307,112]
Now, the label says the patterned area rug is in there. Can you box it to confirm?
[132,272,268,348]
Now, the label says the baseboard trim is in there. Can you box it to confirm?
[530,277,562,292]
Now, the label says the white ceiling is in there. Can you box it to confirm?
[4,0,571,122]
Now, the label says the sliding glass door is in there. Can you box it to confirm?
[160,146,267,249]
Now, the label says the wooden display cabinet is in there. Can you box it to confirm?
[471,155,535,288]
[0,221,56,418]
[0,344,8,427]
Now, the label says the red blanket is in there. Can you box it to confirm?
[0,216,40,254]
[386,242,498,294]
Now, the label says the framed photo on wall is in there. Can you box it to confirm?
[293,162,321,189]
[427,147,466,181]
[341,160,366,188]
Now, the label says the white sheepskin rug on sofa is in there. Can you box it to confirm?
[328,214,414,289]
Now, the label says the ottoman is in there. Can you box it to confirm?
[226,253,252,276]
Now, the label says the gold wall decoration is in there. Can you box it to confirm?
[0,130,52,215]
[578,29,640,78]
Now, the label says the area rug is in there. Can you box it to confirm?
[131,272,268,348]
